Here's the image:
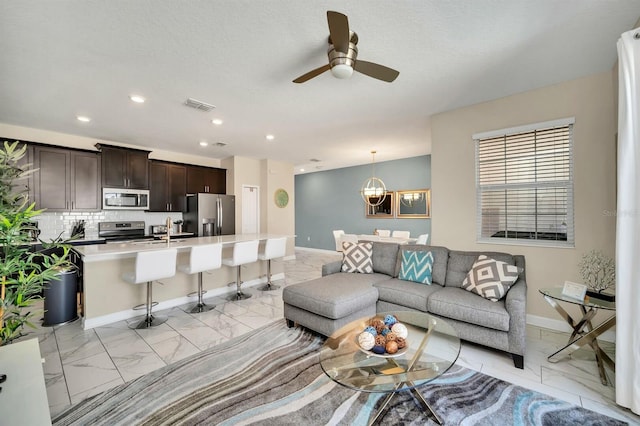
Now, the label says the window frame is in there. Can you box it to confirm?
[473,118,575,248]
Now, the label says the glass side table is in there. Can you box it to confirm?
[539,287,616,385]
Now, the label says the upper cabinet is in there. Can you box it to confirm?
[34,146,101,211]
[148,161,187,212]
[96,144,150,189]
[12,142,34,202]
[186,165,226,194]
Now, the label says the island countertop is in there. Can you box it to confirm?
[75,233,291,262]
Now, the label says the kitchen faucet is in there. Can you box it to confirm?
[166,216,172,244]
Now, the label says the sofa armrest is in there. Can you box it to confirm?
[505,276,527,357]
[322,260,343,277]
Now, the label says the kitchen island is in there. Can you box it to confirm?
[75,234,291,329]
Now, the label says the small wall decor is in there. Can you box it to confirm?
[274,188,289,208]
[396,189,430,218]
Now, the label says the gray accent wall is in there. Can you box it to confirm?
[295,155,431,250]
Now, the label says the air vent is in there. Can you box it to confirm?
[214,142,227,147]
[184,98,216,112]
[309,158,321,162]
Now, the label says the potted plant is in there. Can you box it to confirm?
[0,141,71,346]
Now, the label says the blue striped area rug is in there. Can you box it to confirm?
[53,321,625,425]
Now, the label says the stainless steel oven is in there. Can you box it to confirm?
[103,188,150,210]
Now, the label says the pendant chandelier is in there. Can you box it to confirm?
[400,191,424,207]
[360,150,387,207]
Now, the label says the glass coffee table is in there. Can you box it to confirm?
[319,311,460,425]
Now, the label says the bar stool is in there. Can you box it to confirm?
[178,243,222,313]
[257,237,287,291]
[122,248,177,329]
[222,239,259,301]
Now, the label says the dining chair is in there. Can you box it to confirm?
[416,233,429,244]
[376,229,391,237]
[333,230,345,251]
[392,230,411,239]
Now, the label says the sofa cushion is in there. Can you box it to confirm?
[341,241,373,273]
[445,250,515,288]
[398,250,434,285]
[374,278,441,312]
[461,255,523,301]
[427,287,510,331]
[283,272,384,319]
[395,245,449,285]
[371,242,400,277]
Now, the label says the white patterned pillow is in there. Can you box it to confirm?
[341,241,373,274]
[461,255,522,302]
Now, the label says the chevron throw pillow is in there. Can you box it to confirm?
[398,250,434,285]
[341,241,373,273]
[462,255,523,302]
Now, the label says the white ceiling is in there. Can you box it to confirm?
[1,1,638,174]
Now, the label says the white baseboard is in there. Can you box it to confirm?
[526,314,616,343]
[82,273,284,330]
[295,246,337,255]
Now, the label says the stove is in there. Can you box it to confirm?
[98,221,155,243]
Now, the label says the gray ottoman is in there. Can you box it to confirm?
[283,272,383,336]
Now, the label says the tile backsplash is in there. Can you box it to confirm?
[35,210,184,241]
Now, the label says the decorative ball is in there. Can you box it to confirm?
[363,326,377,336]
[396,337,407,349]
[371,345,386,354]
[385,340,399,354]
[385,332,397,342]
[380,327,391,337]
[391,323,408,339]
[358,332,375,350]
[383,314,398,327]
[374,335,386,346]
[373,320,386,334]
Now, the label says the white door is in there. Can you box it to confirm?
[242,185,259,234]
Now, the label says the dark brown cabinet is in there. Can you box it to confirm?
[97,144,150,189]
[34,146,101,211]
[149,161,186,212]
[186,165,226,194]
[12,142,34,202]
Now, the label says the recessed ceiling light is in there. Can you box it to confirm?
[199,141,209,147]
[266,134,275,141]
[76,115,91,123]
[211,119,223,125]
[300,168,305,172]
[129,95,145,103]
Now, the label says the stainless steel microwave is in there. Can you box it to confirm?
[102,188,150,210]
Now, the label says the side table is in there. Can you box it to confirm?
[539,287,616,385]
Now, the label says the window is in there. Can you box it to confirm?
[474,118,574,247]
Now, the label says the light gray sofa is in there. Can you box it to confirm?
[283,242,527,368]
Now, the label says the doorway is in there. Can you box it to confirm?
[242,185,260,234]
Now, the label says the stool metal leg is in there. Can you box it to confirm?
[227,265,252,301]
[189,272,216,313]
[258,259,280,291]
[132,281,168,329]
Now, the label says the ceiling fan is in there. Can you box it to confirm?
[293,11,400,84]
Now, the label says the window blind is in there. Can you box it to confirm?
[475,119,574,247]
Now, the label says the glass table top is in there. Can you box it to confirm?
[539,287,616,311]
[319,311,460,393]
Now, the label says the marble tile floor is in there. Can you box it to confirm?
[15,249,640,424]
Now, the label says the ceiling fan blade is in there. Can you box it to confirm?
[354,60,399,82]
[293,64,331,83]
[327,11,350,53]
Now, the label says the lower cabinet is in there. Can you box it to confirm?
[149,161,186,212]
[34,146,101,211]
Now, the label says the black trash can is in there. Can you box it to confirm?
[43,267,78,326]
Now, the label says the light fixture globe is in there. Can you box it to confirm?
[331,63,354,79]
[361,177,387,206]
[360,150,387,207]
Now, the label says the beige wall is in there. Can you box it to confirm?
[0,123,222,167]
[430,71,617,322]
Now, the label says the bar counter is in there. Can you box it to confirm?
[74,234,290,329]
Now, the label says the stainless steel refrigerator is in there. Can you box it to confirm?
[184,194,236,236]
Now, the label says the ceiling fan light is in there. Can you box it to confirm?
[331,64,353,79]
